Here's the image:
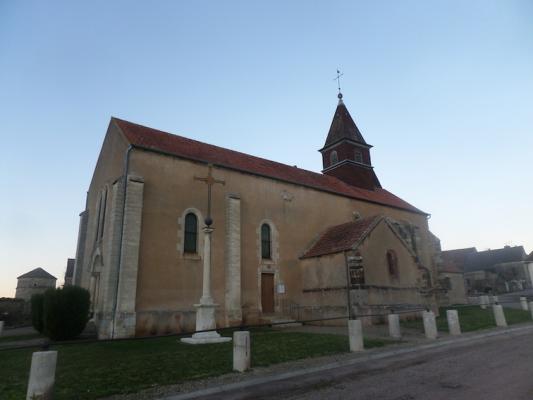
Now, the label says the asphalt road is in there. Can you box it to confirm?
[206,329,533,400]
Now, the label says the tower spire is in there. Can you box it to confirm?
[318,80,382,191]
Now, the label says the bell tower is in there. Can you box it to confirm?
[319,93,381,191]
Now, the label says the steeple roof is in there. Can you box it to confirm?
[323,98,367,148]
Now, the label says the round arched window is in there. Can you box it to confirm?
[354,150,363,163]
[330,151,338,165]
[184,213,198,253]
[387,250,399,278]
[261,224,272,259]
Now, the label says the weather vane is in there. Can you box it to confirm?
[333,69,343,99]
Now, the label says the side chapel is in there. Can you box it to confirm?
[72,93,439,339]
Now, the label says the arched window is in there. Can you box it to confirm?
[99,189,107,239]
[354,150,363,163]
[261,224,272,259]
[330,151,338,165]
[184,213,198,253]
[95,195,102,242]
[387,250,399,278]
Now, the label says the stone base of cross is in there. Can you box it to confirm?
[181,303,231,344]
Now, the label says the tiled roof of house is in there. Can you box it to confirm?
[442,246,527,273]
[113,118,426,215]
[464,246,526,272]
[17,267,57,280]
[438,264,462,274]
[300,215,381,259]
[441,247,477,272]
[322,99,367,148]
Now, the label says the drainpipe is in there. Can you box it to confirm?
[344,251,353,319]
[111,144,133,339]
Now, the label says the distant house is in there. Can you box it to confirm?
[440,248,477,271]
[437,263,467,305]
[442,246,531,294]
[435,245,469,305]
[64,258,75,286]
[15,268,57,301]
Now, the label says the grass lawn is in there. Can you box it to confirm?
[401,306,532,333]
[0,333,43,343]
[0,329,391,400]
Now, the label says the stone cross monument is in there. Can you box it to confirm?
[182,164,231,344]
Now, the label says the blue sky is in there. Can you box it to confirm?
[1,1,532,296]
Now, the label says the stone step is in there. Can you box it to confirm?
[266,318,302,328]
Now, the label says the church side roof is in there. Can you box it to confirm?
[322,100,367,149]
[17,267,57,280]
[300,215,382,259]
[113,118,427,215]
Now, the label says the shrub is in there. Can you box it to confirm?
[30,293,45,333]
[43,286,90,341]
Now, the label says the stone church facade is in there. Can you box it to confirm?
[73,95,438,339]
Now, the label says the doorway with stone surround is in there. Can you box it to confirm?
[261,273,275,314]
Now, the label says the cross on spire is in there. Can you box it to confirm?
[334,69,344,99]
[194,164,225,226]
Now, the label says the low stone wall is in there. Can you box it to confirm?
[0,297,31,327]
[134,310,197,336]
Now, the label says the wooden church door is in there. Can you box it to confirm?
[261,273,275,314]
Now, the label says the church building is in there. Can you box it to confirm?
[72,94,439,339]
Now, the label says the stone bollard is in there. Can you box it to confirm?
[520,297,528,311]
[446,310,461,335]
[0,321,4,337]
[529,302,533,320]
[233,331,250,372]
[26,350,58,400]
[422,311,437,340]
[492,304,507,327]
[480,295,489,309]
[388,314,401,339]
[348,319,364,352]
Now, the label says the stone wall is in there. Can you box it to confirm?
[437,272,467,305]
[0,298,30,327]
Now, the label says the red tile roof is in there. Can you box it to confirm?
[301,215,381,259]
[113,118,427,215]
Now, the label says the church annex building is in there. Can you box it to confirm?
[72,95,439,339]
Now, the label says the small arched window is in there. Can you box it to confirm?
[184,213,198,253]
[387,250,399,278]
[261,224,272,259]
[99,189,108,239]
[354,150,363,163]
[330,151,338,165]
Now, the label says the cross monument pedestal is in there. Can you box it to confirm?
[181,226,231,345]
